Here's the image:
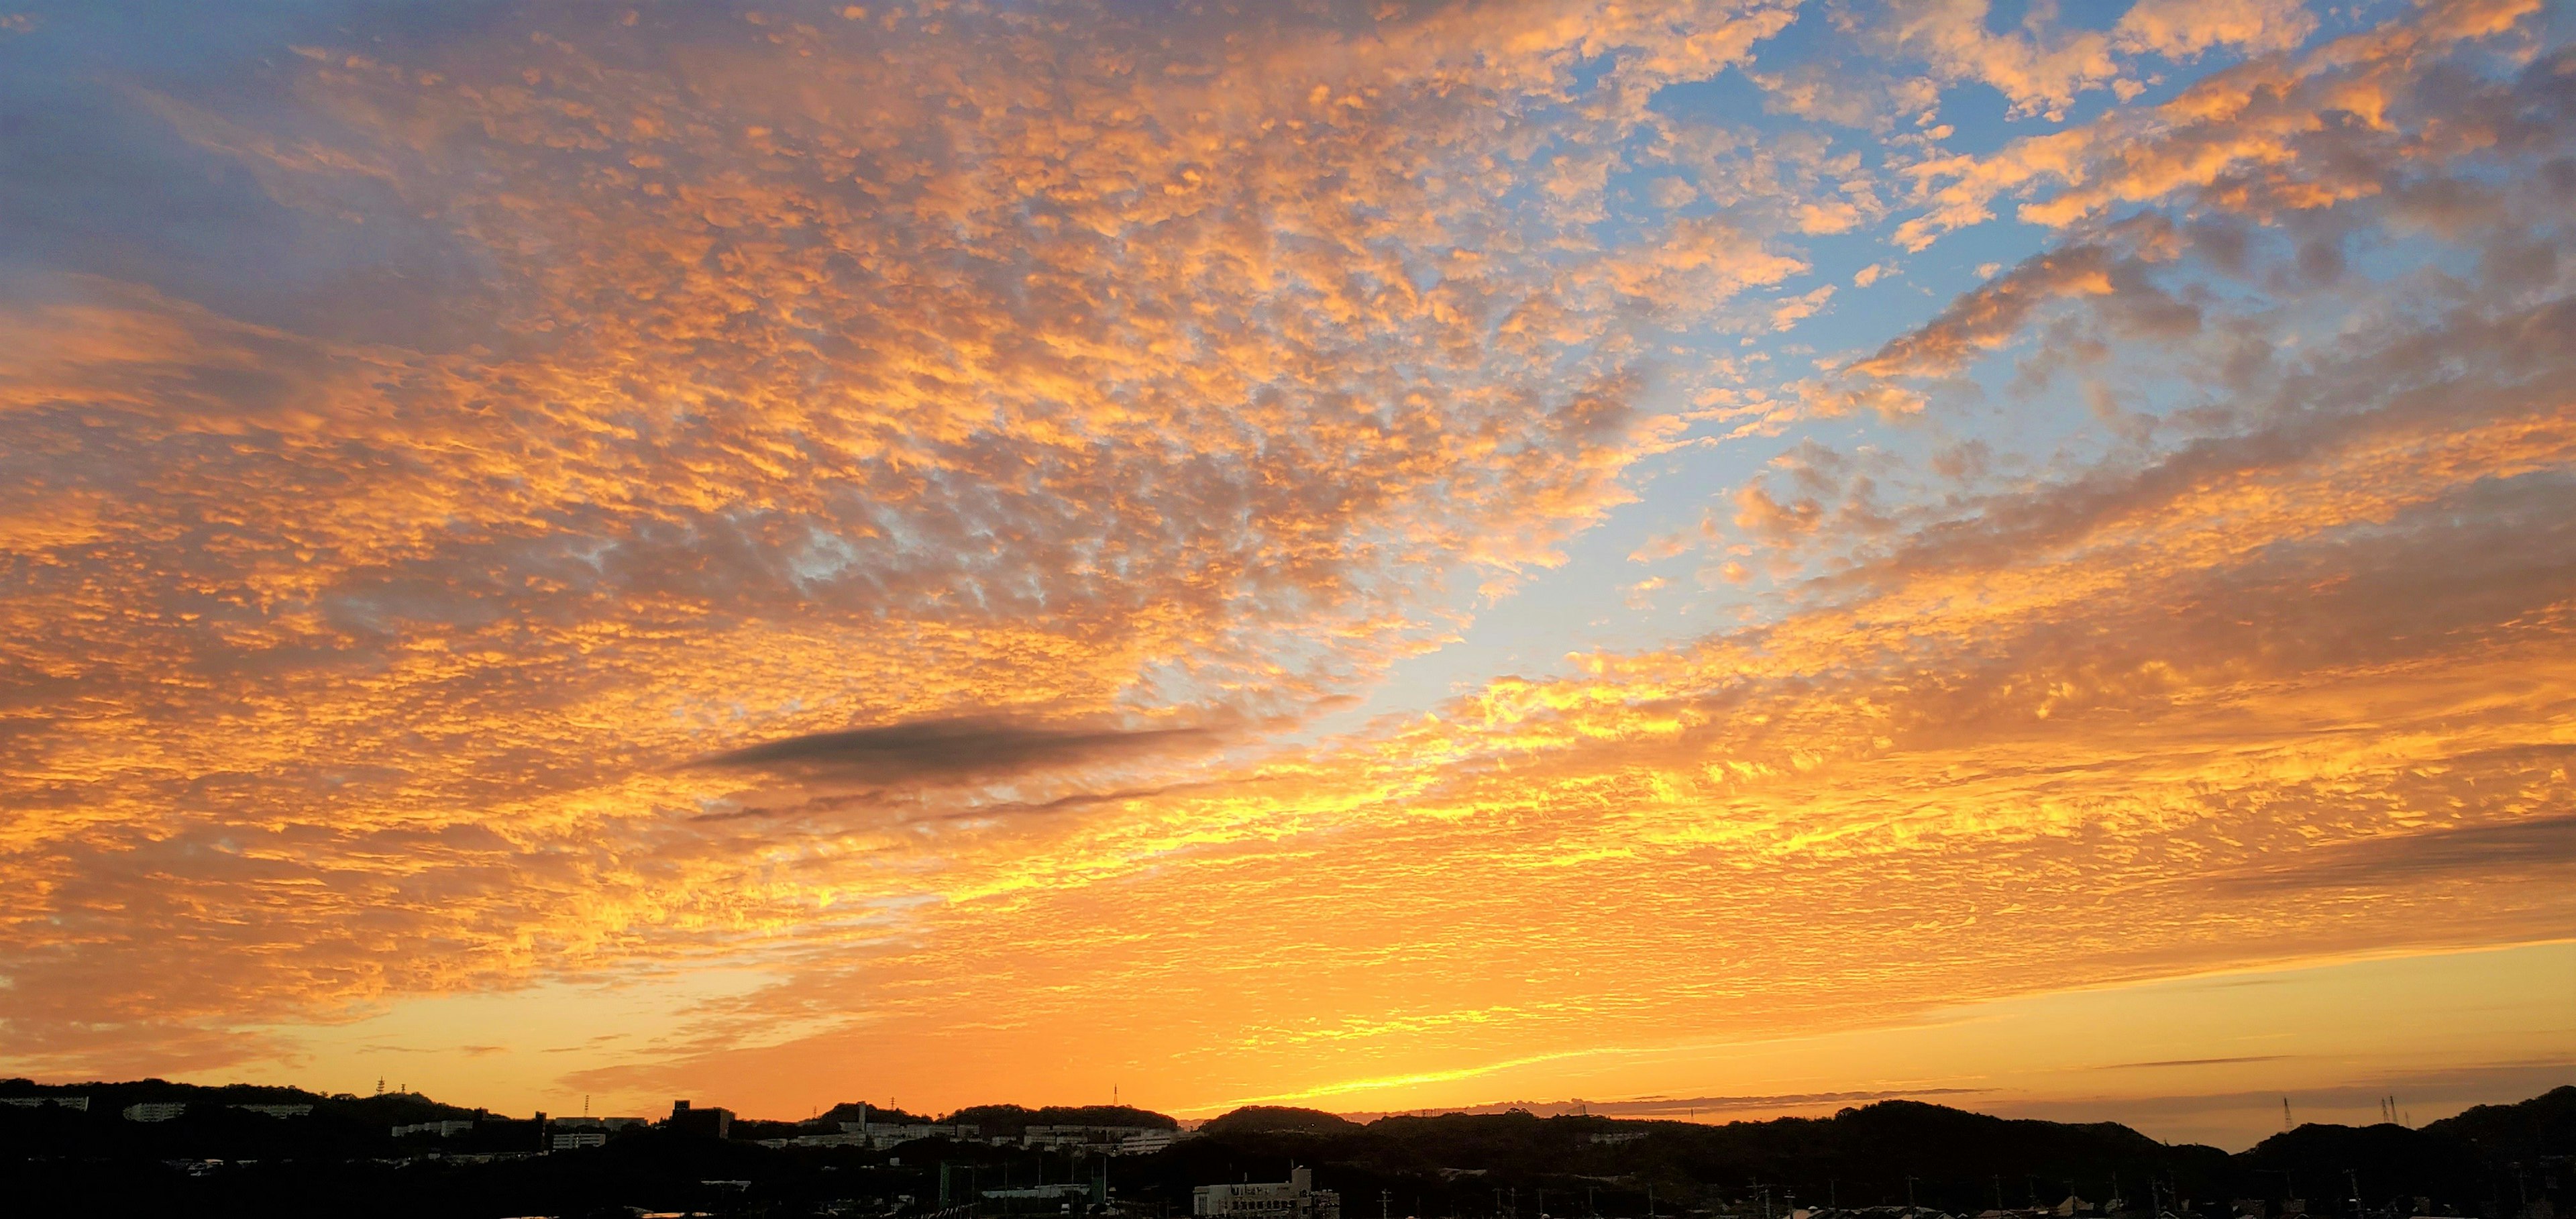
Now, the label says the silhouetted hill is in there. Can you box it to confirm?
[0,1075,523,1159]
[2426,1085,2576,1163]
[1139,1093,2576,1219]
[947,1104,1181,1133]
[0,1075,480,1124]
[1142,1102,2233,1217]
[2238,1121,2481,1209]
[2214,1086,2576,1214]
[1204,1105,1364,1136]
[817,1100,937,1126]
[4,1079,2571,1219]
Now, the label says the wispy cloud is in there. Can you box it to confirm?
[2096,1057,2292,1071]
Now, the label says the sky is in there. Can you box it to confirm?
[1,0,2571,1151]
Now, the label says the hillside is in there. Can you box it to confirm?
[1,1079,2567,1219]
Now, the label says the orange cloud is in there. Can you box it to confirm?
[2114,0,2318,60]
[3,0,2571,1133]
[1874,0,2125,122]
[0,0,1809,1074]
[556,199,2576,1112]
[1894,0,2544,250]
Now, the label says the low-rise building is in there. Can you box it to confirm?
[1196,1167,1341,1219]
[392,1120,475,1138]
[551,1130,608,1150]
[758,1131,873,1149]
[672,1100,733,1138]
[986,1182,1100,1211]
[839,1120,979,1149]
[1116,1128,1191,1155]
[1025,1123,1160,1150]
[123,1102,187,1122]
[231,1104,314,1118]
[2,1096,89,1111]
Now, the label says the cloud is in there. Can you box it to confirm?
[0,0,1817,1072]
[1591,215,1810,319]
[570,5,2576,1110]
[1621,578,1669,609]
[688,717,1218,786]
[1892,0,2548,250]
[1869,0,2127,121]
[1994,1059,2576,1132]
[1344,1088,1995,1120]
[2114,0,2318,60]
[2095,1056,2292,1070]
[4,0,2573,1127]
[2214,812,2576,894]
[1845,246,2122,381]
[1583,1088,1994,1115]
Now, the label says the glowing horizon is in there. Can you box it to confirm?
[2,0,2571,1153]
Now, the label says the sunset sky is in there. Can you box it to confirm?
[3,0,2571,1150]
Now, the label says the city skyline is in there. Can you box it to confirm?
[2,0,2571,1155]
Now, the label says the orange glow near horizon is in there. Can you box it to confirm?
[1,0,2571,1153]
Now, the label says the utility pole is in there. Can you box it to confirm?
[1907,1177,1920,1218]
[1385,1190,1393,1219]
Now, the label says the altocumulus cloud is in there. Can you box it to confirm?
[0,0,2571,1119]
[0,0,1815,1072]
[552,0,2576,1112]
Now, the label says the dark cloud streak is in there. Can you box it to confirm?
[2096,1056,2292,1071]
[2214,812,2576,894]
[687,716,1218,786]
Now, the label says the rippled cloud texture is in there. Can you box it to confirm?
[2,0,2570,1145]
